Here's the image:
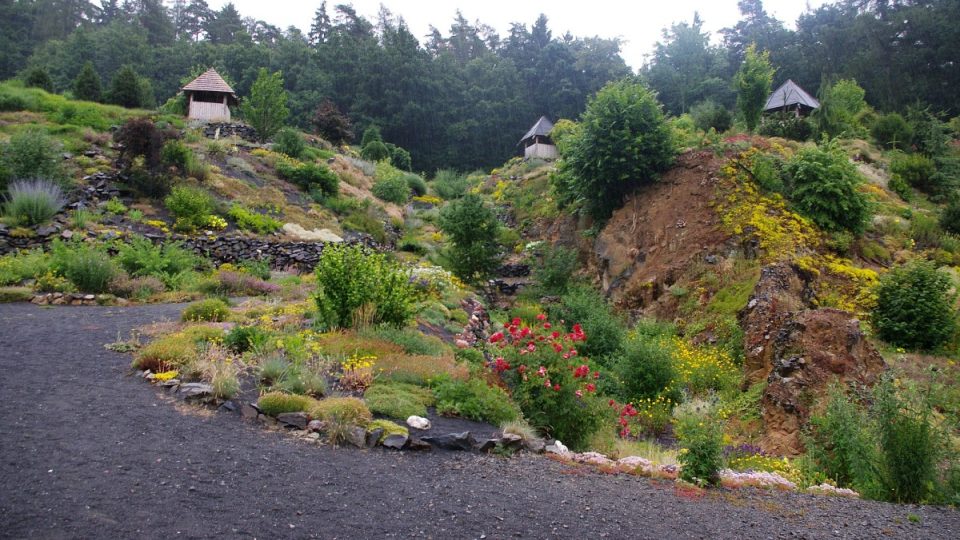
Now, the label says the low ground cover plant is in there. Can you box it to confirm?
[181,298,230,322]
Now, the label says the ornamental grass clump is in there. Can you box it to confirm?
[488,313,604,450]
[3,179,66,225]
[134,335,196,372]
[49,239,117,293]
[364,382,434,419]
[256,391,316,416]
[308,397,372,433]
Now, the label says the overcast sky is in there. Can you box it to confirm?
[214,0,828,70]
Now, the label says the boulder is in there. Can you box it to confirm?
[176,383,213,401]
[382,434,409,450]
[276,412,309,430]
[365,428,384,447]
[760,308,885,454]
[307,420,325,433]
[345,426,367,448]
[406,415,431,430]
[545,440,570,457]
[406,438,432,451]
[420,431,475,451]
[240,404,260,421]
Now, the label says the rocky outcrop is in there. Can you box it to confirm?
[739,263,886,455]
[202,123,257,141]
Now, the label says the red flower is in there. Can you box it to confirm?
[489,332,504,343]
[586,383,596,393]
[551,331,560,339]
[593,371,600,379]
[573,364,590,378]
[519,327,531,338]
[553,384,561,391]
[552,342,563,353]
[569,349,578,357]
[608,399,616,406]
[517,365,527,374]
[536,313,547,321]
[543,322,551,329]
[493,357,510,373]
[511,317,521,326]
[526,343,536,352]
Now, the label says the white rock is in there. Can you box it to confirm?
[282,223,343,242]
[406,415,431,430]
[545,440,570,456]
[616,455,654,472]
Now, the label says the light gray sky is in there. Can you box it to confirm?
[215,0,827,70]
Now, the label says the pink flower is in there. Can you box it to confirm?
[517,365,527,374]
[536,313,547,321]
[537,366,547,377]
[494,357,510,373]
[575,390,583,398]
[511,317,521,326]
[544,379,552,388]
[526,343,536,352]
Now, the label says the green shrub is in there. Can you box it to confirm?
[313,244,416,330]
[690,100,732,133]
[273,127,305,159]
[257,391,315,416]
[181,298,230,322]
[939,198,960,235]
[223,325,271,353]
[361,325,447,356]
[676,408,723,486]
[909,213,943,249]
[390,146,412,171]
[405,173,427,196]
[133,335,196,371]
[872,113,912,150]
[432,169,470,200]
[364,382,434,419]
[164,185,216,231]
[227,204,282,234]
[1,127,62,188]
[341,208,386,243]
[759,111,814,141]
[240,68,288,142]
[804,384,880,492]
[73,61,102,102]
[438,193,501,282]
[890,152,937,193]
[23,67,53,92]
[749,152,787,194]
[49,240,117,293]
[277,160,339,196]
[0,249,51,286]
[271,364,327,397]
[533,245,578,295]
[547,286,625,365]
[372,162,411,204]
[308,397,372,426]
[433,377,520,425]
[115,237,201,287]
[160,139,191,172]
[361,140,389,161]
[873,260,956,350]
[888,174,912,201]
[552,78,675,219]
[2,179,65,225]
[615,329,679,403]
[785,140,870,234]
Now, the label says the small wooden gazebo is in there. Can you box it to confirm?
[182,68,237,122]
[763,79,820,117]
[518,116,558,160]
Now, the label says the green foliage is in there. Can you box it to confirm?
[341,207,386,243]
[115,237,201,287]
[364,382,434,419]
[888,174,912,202]
[181,298,230,322]
[906,105,951,158]
[108,65,145,108]
[49,240,117,293]
[552,78,675,219]
[361,326,447,356]
[361,140,389,162]
[160,139,191,172]
[814,79,868,138]
[0,127,62,188]
[890,152,937,193]
[360,126,382,147]
[276,160,339,196]
[939,198,960,235]
[405,173,427,196]
[227,205,282,234]
[390,146,412,171]
[871,113,912,150]
[547,286,625,365]
[804,384,880,492]
[273,127,305,159]
[533,244,578,295]
[313,244,416,330]
[873,260,957,351]
[748,152,787,193]
[308,397,372,427]
[690,100,732,133]
[909,213,942,249]
[438,193,501,282]
[758,111,814,141]
[72,61,102,102]
[615,327,679,403]
[0,249,51,286]
[164,185,215,231]
[432,169,470,200]
[257,392,314,416]
[240,68,289,142]
[372,162,411,204]
[433,377,520,425]
[2,179,65,225]
[735,45,775,132]
[874,377,941,503]
[784,140,870,233]
[676,410,723,486]
[23,67,53,92]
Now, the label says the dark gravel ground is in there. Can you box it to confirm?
[1,302,958,539]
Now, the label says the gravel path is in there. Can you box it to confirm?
[1,302,958,539]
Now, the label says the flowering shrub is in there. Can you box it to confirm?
[340,353,376,391]
[676,412,724,486]
[611,395,676,438]
[672,338,738,395]
[724,444,802,484]
[489,314,603,449]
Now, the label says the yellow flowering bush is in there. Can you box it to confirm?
[672,338,739,395]
[340,353,377,391]
[153,370,179,382]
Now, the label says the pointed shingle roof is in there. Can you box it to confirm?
[182,68,236,97]
[519,116,555,145]
[764,79,819,112]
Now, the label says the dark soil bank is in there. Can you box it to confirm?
[1,303,958,539]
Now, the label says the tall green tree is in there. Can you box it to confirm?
[72,60,102,101]
[814,78,868,138]
[240,68,289,142]
[439,193,502,282]
[552,78,675,220]
[108,65,142,108]
[735,44,774,132]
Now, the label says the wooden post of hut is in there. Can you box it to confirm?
[518,116,558,160]
[182,68,238,122]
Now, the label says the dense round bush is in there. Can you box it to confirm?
[224,325,271,353]
[890,152,937,193]
[871,113,913,150]
[273,127,305,159]
[438,193,501,282]
[277,160,339,196]
[615,333,678,403]
[50,240,117,293]
[690,100,732,133]
[372,174,410,204]
[873,260,956,350]
[257,392,315,416]
[181,298,230,322]
[0,127,62,188]
[940,198,960,235]
[785,141,871,234]
[164,185,216,231]
[405,173,427,196]
[160,139,191,172]
[759,111,814,141]
[361,140,389,162]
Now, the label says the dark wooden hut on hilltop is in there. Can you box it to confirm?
[763,79,820,117]
[519,116,558,160]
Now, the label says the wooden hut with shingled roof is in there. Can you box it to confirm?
[518,116,558,160]
[182,68,238,122]
[763,79,820,117]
